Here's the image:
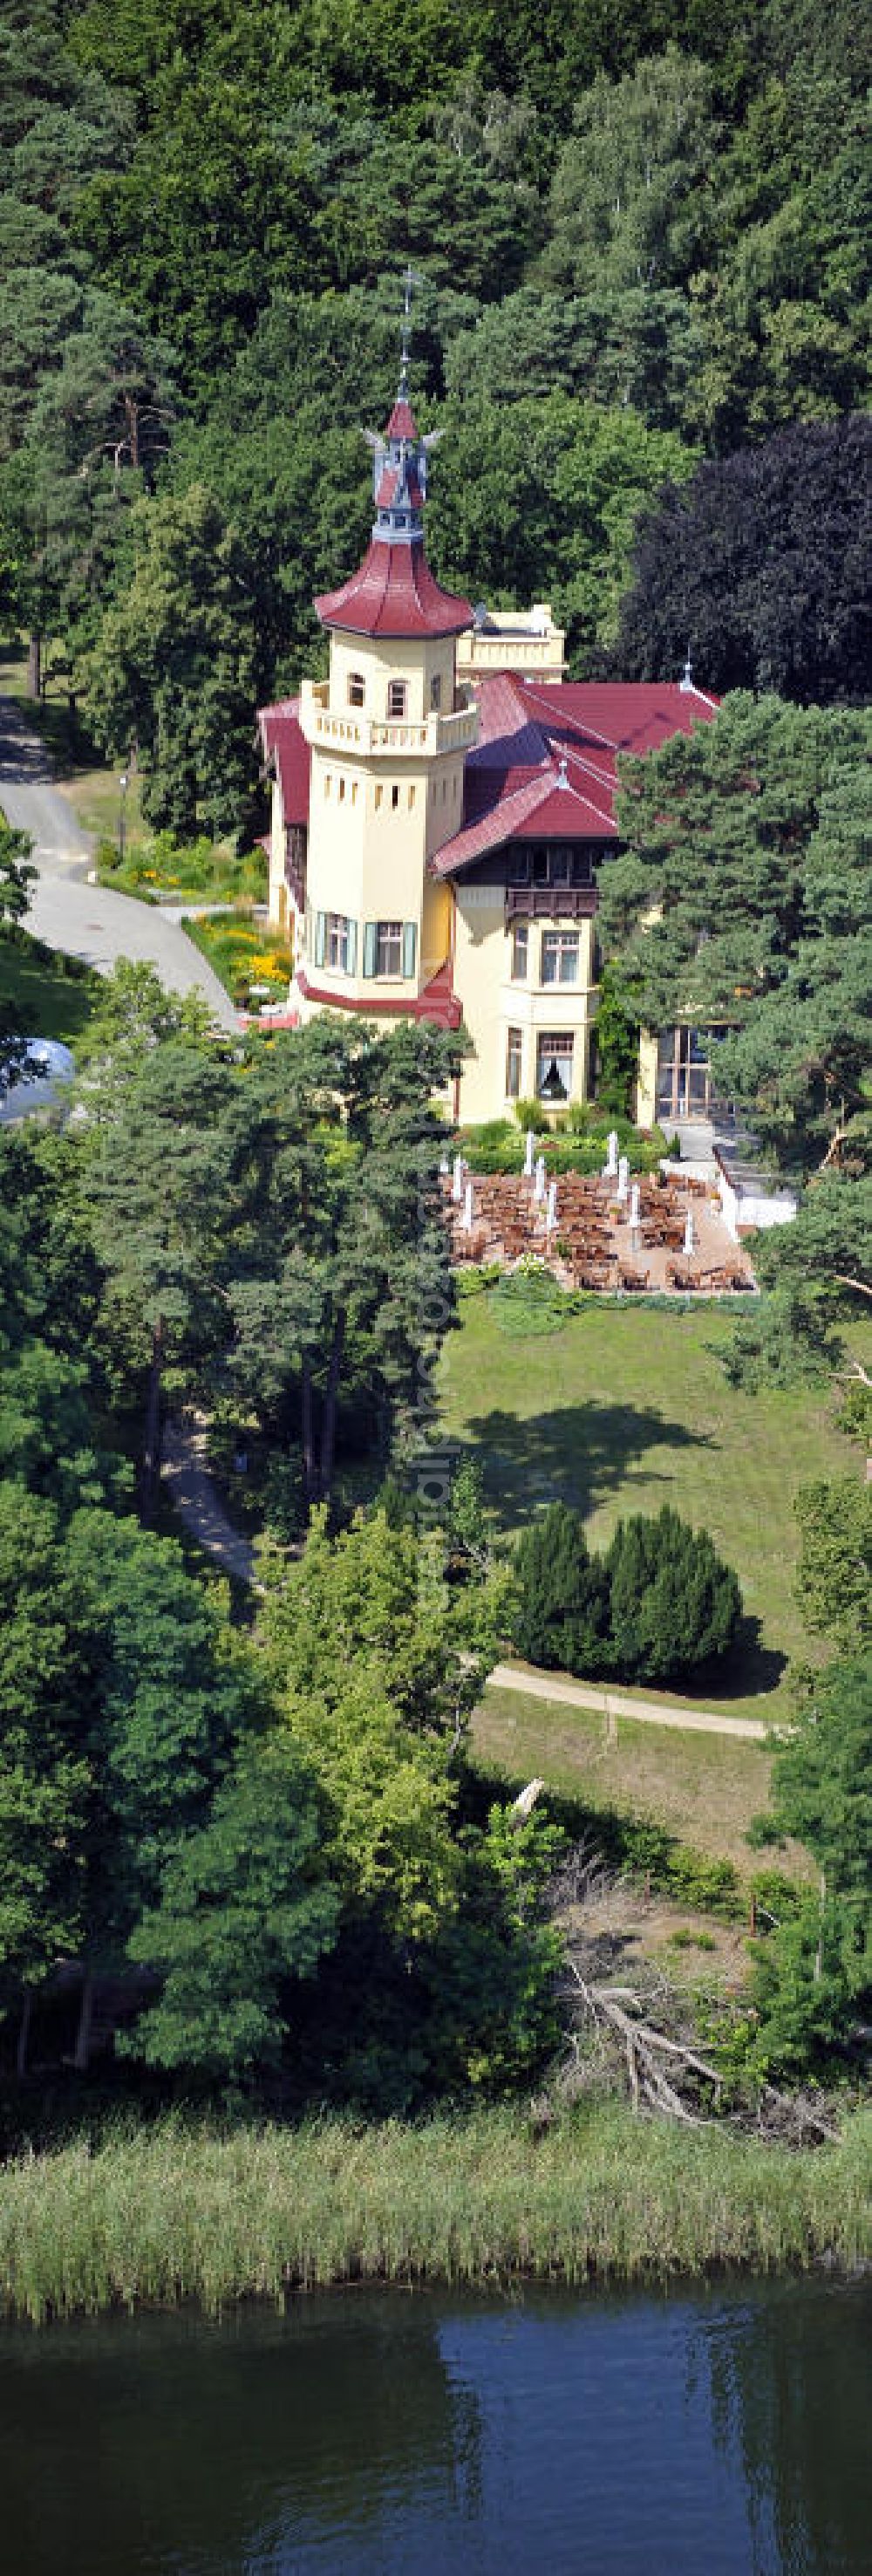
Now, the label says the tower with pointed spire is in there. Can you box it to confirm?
[292,281,477,1022]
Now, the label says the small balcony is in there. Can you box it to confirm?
[298,680,479,760]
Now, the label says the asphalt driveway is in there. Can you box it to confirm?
[0,696,238,1031]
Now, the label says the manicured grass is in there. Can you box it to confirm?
[1,2106,868,2320]
[476,1684,779,1873]
[439,1297,867,1723]
[0,929,99,1047]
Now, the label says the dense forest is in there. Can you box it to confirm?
[1,0,869,824]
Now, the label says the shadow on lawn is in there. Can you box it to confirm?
[461,1398,712,1527]
[697,1616,787,1705]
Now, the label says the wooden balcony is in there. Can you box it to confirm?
[505,885,598,922]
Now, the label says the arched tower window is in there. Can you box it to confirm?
[347,671,365,707]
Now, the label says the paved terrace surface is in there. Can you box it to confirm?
[0,696,237,1030]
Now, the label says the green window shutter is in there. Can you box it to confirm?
[363,920,378,977]
[314,910,326,968]
[402,920,417,979]
[346,918,358,975]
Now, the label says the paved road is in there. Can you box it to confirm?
[485,1661,772,1740]
[0,695,237,1030]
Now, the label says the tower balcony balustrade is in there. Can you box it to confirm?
[299,678,478,760]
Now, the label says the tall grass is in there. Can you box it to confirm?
[1,2104,869,2323]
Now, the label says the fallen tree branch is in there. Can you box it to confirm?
[564,1959,722,2124]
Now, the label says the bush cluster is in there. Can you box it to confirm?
[456,1115,671,1178]
[511,1500,742,1685]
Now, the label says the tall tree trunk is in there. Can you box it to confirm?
[126,390,140,473]
[301,1357,317,1505]
[319,1306,346,1503]
[141,1315,163,1524]
[16,1989,33,2080]
[26,634,41,700]
[73,1968,95,2074]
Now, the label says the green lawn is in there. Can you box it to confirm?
[439,1295,867,1724]
[476,1683,780,1872]
[0,930,99,1047]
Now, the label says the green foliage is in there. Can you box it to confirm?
[511,1500,613,1669]
[492,1266,582,1339]
[127,1737,339,2077]
[458,1116,667,1176]
[593,964,642,1117]
[749,1654,872,2075]
[0,817,35,932]
[79,484,260,837]
[510,1498,742,1682]
[835,1377,872,1452]
[794,1479,872,1653]
[602,694,872,1174]
[606,1506,742,1681]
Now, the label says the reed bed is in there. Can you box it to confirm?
[1,2105,869,2325]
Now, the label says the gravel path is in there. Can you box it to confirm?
[162,1416,257,1587]
[485,1661,771,1740]
[0,696,238,1030]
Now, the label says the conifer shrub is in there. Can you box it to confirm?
[510,1500,741,1684]
[510,1501,613,1670]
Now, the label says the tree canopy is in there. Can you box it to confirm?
[599,694,872,1174]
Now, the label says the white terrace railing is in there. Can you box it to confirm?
[298,681,478,760]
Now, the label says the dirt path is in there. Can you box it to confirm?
[485,1662,771,1740]
[162,1417,257,1587]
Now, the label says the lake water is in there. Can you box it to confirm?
[1,2279,869,2574]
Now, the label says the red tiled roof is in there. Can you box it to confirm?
[256,698,310,826]
[315,538,473,640]
[385,397,417,441]
[431,673,719,877]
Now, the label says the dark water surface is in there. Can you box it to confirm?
[1,2279,869,2575]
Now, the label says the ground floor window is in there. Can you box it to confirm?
[506,1027,523,1099]
[656,1025,728,1119]
[376,919,403,976]
[536,1032,574,1101]
[541,930,579,985]
[326,912,353,971]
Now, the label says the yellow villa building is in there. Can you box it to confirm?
[259,365,719,1127]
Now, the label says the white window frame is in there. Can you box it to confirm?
[376,919,403,977]
[511,921,528,981]
[327,912,350,972]
[542,929,580,987]
[536,1033,574,1101]
[506,1027,523,1099]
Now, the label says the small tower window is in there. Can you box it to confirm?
[408,784,416,810]
[387,680,407,720]
[375,784,383,810]
[338,777,346,803]
[324,775,331,799]
[430,673,442,712]
[347,672,365,708]
[392,784,400,810]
